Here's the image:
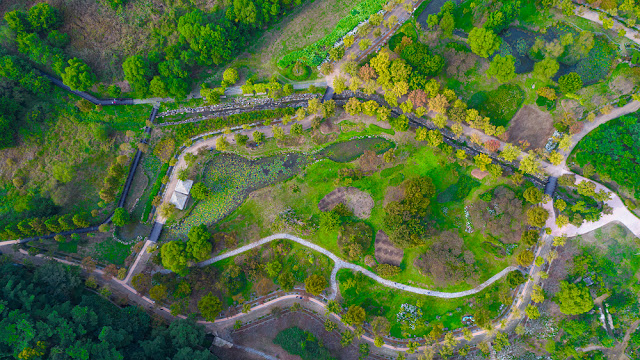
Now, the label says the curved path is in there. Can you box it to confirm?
[198,233,520,300]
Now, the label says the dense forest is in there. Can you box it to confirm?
[0,259,218,360]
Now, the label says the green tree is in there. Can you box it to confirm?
[319,210,340,232]
[253,131,265,144]
[4,10,31,33]
[277,271,295,291]
[290,123,304,136]
[222,68,239,85]
[61,58,95,91]
[486,54,516,82]
[305,274,327,296]
[198,292,222,321]
[559,72,583,94]
[161,240,189,274]
[555,281,593,315]
[187,224,212,262]
[523,187,543,204]
[517,249,534,266]
[525,304,540,319]
[533,58,559,80]
[191,182,210,200]
[150,76,169,97]
[112,207,130,227]
[28,3,61,33]
[342,305,366,326]
[439,12,454,37]
[149,284,168,302]
[123,55,151,95]
[265,260,282,278]
[527,206,549,227]
[467,27,501,58]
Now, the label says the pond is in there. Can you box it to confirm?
[499,26,616,85]
[167,137,393,237]
[317,137,394,162]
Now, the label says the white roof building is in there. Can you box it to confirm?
[170,179,194,210]
[175,179,193,194]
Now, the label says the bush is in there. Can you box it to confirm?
[376,263,401,278]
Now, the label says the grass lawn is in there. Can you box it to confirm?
[92,238,133,266]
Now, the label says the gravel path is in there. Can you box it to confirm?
[198,233,521,299]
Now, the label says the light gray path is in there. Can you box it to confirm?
[198,233,520,300]
[234,345,280,360]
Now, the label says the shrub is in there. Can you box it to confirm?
[376,263,401,278]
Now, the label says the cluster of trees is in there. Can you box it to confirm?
[0,260,218,359]
[337,220,373,261]
[99,155,130,203]
[469,187,526,244]
[383,176,435,248]
[413,230,478,286]
[4,3,95,91]
[160,224,213,274]
[0,211,92,240]
[123,1,303,98]
[0,55,53,149]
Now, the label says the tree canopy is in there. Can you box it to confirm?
[0,260,217,360]
[555,281,593,315]
[467,27,501,58]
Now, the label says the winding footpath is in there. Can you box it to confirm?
[198,233,521,300]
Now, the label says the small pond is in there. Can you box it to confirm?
[499,26,616,85]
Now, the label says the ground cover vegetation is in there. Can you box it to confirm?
[571,112,640,200]
[0,259,219,359]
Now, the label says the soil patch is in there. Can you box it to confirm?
[320,118,338,134]
[318,187,374,219]
[124,167,149,213]
[374,230,404,266]
[505,105,555,150]
[470,169,489,180]
[384,184,405,206]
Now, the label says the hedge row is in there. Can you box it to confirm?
[277,0,387,67]
[169,107,297,144]
[142,163,170,222]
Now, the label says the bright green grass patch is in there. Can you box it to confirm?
[468,84,525,127]
[93,238,133,266]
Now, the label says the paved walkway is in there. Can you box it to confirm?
[199,233,520,300]
[574,5,640,45]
